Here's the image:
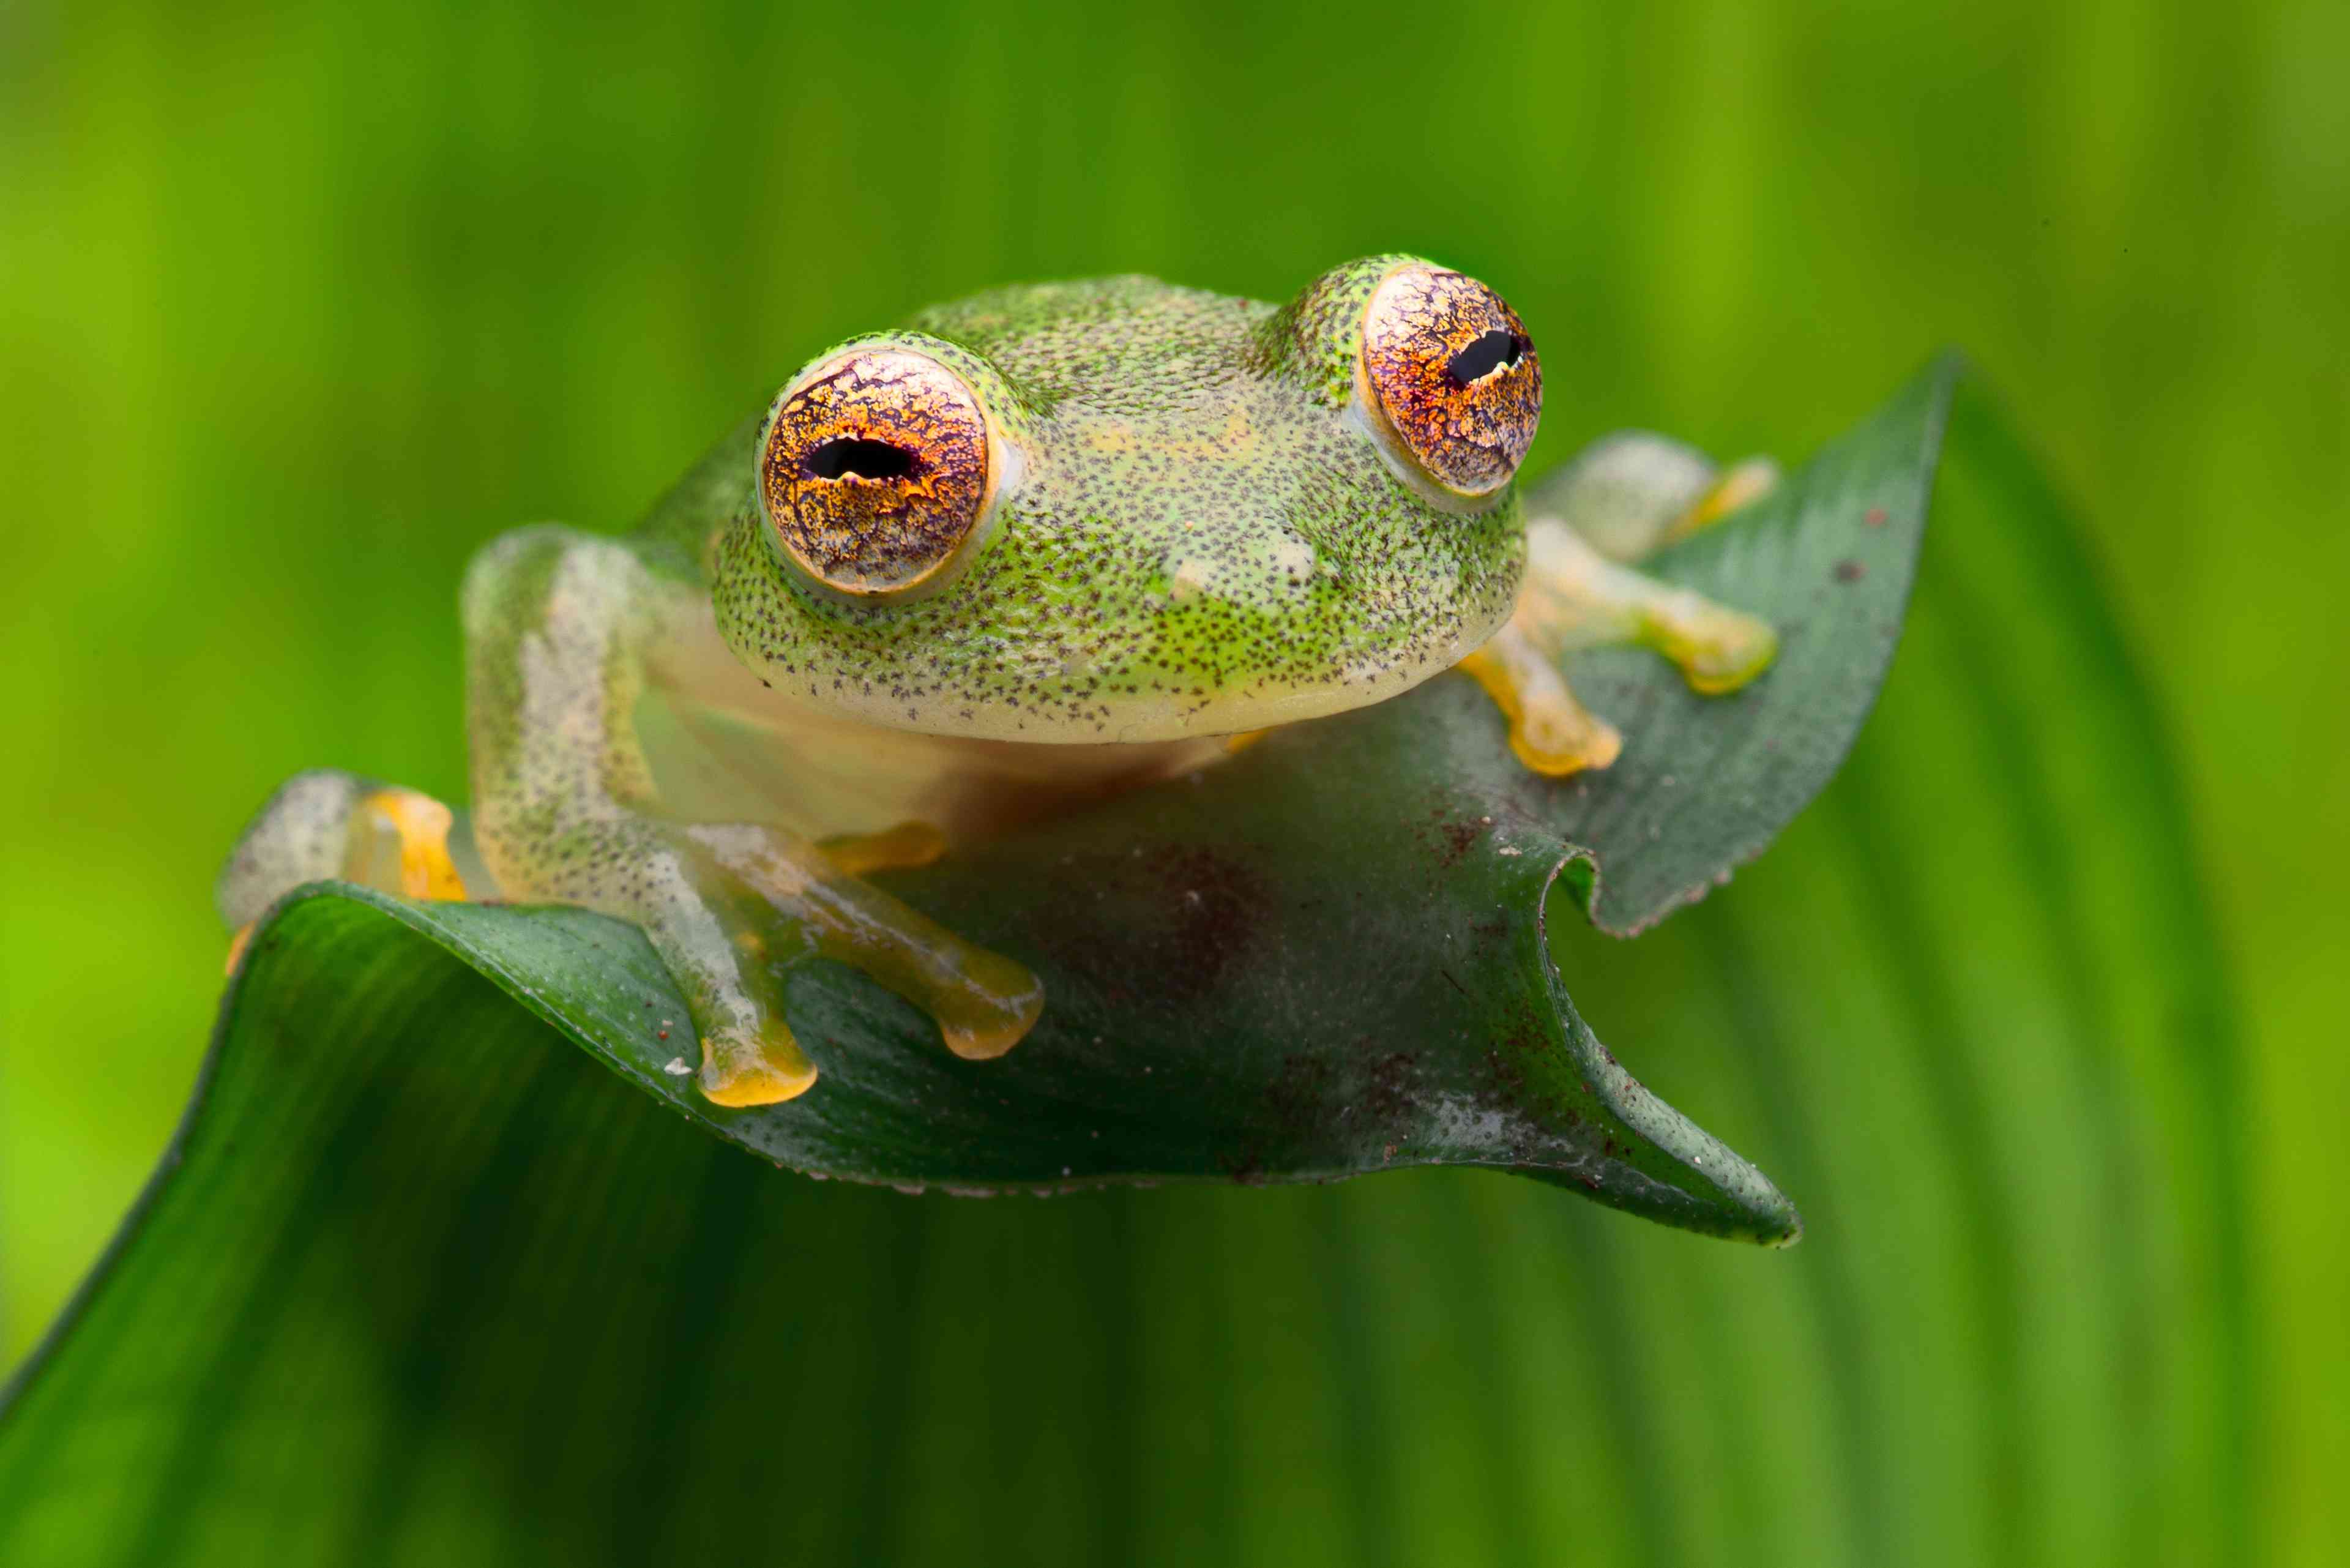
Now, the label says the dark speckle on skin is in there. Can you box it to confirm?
[439,258,1557,1105]
[708,263,1531,743]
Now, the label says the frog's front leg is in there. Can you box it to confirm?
[1464,432,1781,777]
[464,528,1041,1107]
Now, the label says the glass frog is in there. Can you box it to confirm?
[218,256,1778,1107]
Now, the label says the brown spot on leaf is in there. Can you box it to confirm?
[1360,1050,1419,1126]
[1046,843,1267,1004]
[1438,818,1486,867]
[1266,1053,1335,1138]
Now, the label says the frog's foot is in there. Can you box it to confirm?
[1464,518,1778,775]
[800,876,1043,1063]
[1633,580,1781,694]
[1457,626,1622,775]
[1525,517,1779,693]
[1658,455,1781,550]
[693,823,1042,1062]
[218,771,469,972]
[1526,430,1780,562]
[347,787,469,902]
[553,819,1041,1108]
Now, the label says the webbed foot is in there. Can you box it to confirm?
[1457,625,1622,776]
[674,821,1042,1105]
[490,815,1040,1108]
[1465,433,1781,777]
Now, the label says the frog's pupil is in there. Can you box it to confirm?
[805,438,920,482]
[1446,329,1523,386]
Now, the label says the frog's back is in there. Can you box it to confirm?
[625,274,1275,573]
[907,275,1275,414]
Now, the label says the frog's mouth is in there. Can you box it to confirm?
[737,587,1513,751]
[799,540,1523,749]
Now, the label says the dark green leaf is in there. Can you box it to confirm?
[136,359,1955,1244]
[0,369,2247,1566]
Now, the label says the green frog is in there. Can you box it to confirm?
[218,256,1778,1108]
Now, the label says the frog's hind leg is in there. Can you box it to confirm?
[1537,431,1780,562]
[217,771,473,971]
[1466,432,1781,777]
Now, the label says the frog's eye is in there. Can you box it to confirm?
[759,347,994,597]
[1357,264,1542,499]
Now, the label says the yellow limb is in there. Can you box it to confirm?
[1458,629,1623,777]
[818,820,949,876]
[1637,585,1780,695]
[1657,456,1780,548]
[681,822,1045,1107]
[1519,520,1778,695]
[805,883,1045,1062]
[1464,517,1780,777]
[349,788,469,901]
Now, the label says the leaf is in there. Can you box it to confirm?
[0,368,2247,1566]
[132,359,1950,1247]
[1527,364,1947,936]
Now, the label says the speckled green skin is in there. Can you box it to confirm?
[704,259,1525,742]
[437,256,1534,1102]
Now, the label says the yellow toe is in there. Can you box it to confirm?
[1664,456,1780,544]
[934,960,1046,1061]
[359,788,468,902]
[698,1028,819,1107]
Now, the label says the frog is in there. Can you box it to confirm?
[217,256,1779,1108]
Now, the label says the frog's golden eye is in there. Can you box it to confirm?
[759,347,994,597]
[1357,264,1542,499]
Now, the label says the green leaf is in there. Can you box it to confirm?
[0,364,2245,1566]
[124,358,1953,1247]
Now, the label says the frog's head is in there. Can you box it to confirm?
[712,255,1542,742]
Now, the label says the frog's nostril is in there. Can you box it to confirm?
[804,438,922,482]
[1445,329,1524,387]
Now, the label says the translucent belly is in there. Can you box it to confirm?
[636,648,1230,846]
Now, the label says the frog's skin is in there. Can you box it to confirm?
[218,256,1777,1107]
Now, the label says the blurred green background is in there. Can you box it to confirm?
[1,0,2341,1560]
